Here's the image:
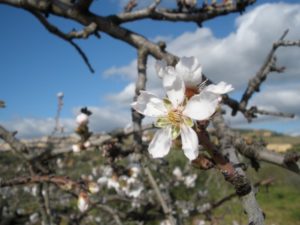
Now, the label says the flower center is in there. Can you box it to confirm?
[185,87,199,99]
[167,110,182,126]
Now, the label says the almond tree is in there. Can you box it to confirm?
[0,1,300,225]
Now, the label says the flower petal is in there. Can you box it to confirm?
[148,127,172,158]
[162,71,185,108]
[175,56,203,87]
[183,90,219,121]
[131,91,167,117]
[204,81,234,94]
[180,124,199,160]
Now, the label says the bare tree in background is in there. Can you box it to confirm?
[0,1,300,225]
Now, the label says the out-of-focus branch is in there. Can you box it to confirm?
[37,183,51,225]
[97,204,123,225]
[0,100,5,108]
[0,175,85,193]
[144,167,176,225]
[246,106,295,119]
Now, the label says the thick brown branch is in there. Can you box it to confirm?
[196,128,251,197]
[211,112,264,225]
[233,135,300,175]
[0,175,85,193]
[249,106,295,119]
[75,0,93,12]
[111,0,256,25]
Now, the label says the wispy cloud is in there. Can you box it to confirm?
[103,2,300,133]
[2,3,300,138]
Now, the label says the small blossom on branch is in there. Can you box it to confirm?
[78,192,89,212]
[73,107,93,152]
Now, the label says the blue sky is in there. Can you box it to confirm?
[0,0,300,138]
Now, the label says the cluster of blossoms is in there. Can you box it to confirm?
[97,164,144,199]
[72,107,93,153]
[77,180,100,212]
[132,56,233,161]
[172,166,198,188]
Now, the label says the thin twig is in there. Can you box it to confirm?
[28,10,95,73]
[232,30,300,119]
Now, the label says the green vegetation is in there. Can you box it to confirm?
[1,130,299,224]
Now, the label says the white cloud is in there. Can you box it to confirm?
[103,2,300,133]
[1,117,74,139]
[105,3,300,88]
[106,82,135,105]
[1,106,130,139]
[7,3,298,139]
[88,106,130,132]
[251,85,300,115]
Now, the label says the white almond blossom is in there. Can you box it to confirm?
[133,58,233,161]
[156,56,203,88]
[132,71,222,161]
[156,56,233,96]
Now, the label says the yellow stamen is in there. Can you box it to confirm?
[167,110,182,126]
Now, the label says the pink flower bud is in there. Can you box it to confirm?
[78,192,89,212]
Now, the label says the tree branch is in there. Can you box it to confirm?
[232,29,300,118]
[0,175,86,193]
[211,112,265,225]
[110,0,256,25]
[28,10,95,73]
